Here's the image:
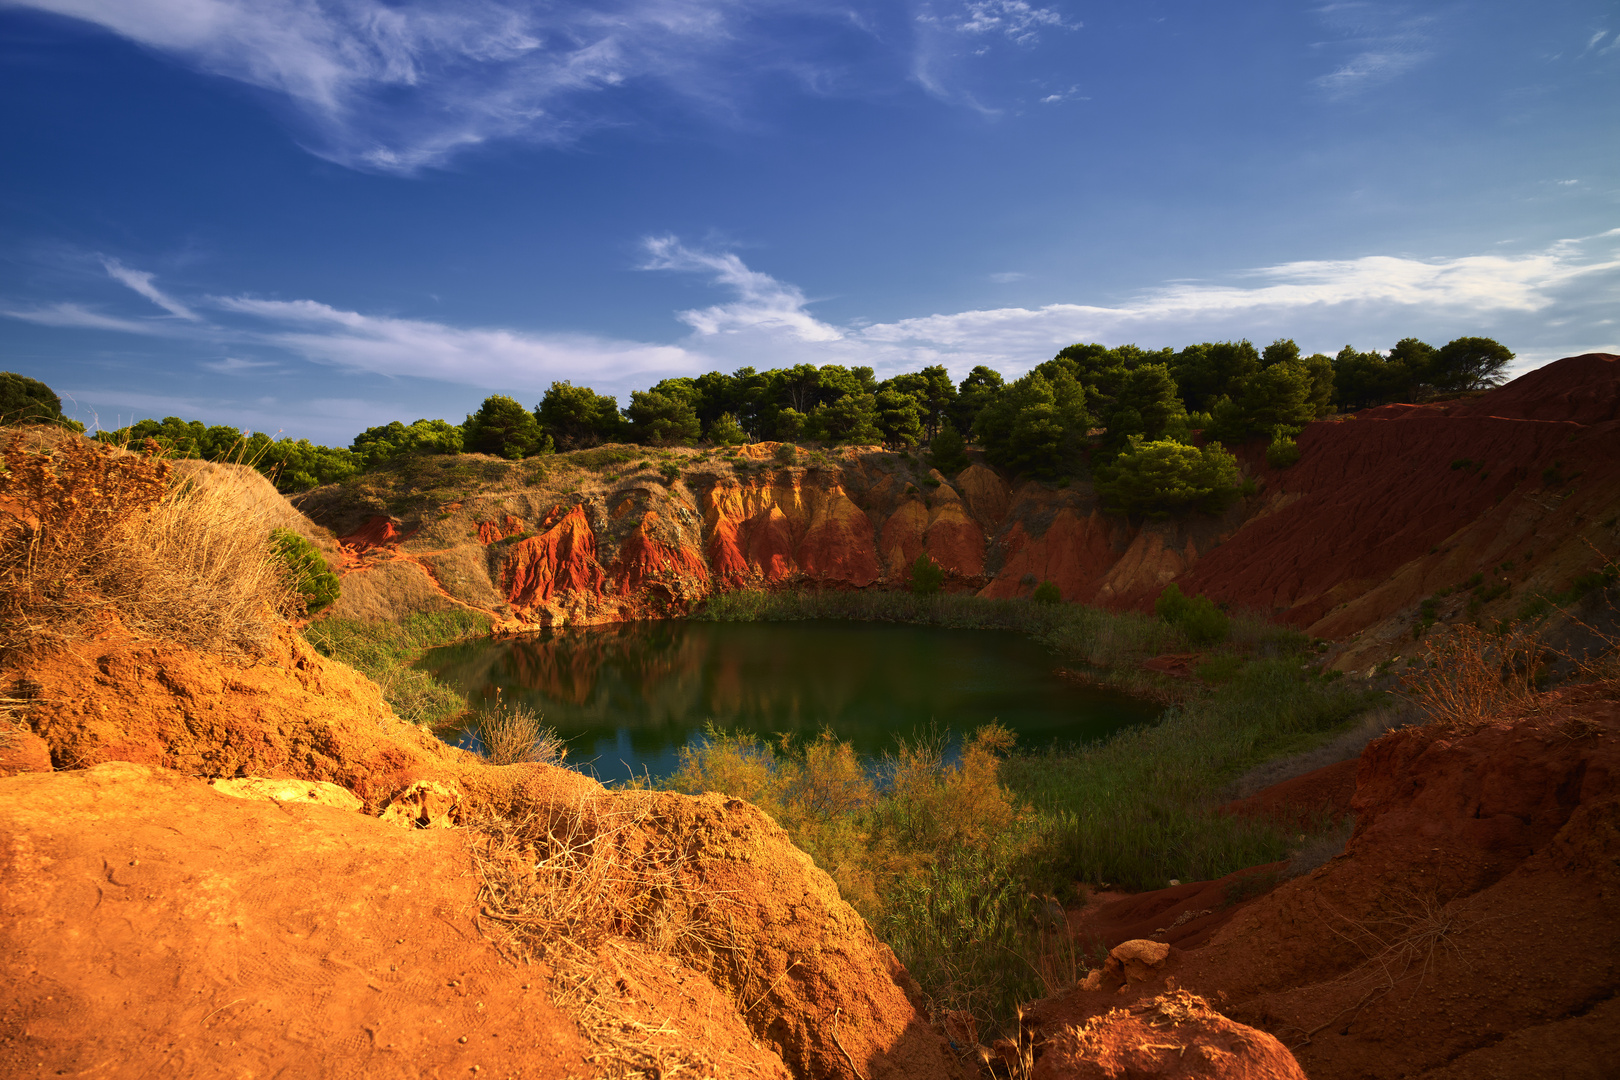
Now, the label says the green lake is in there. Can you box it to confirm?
[417,620,1159,783]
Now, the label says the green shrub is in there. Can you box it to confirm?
[707,412,747,446]
[1095,437,1244,517]
[910,553,945,596]
[774,442,799,466]
[1155,583,1229,646]
[270,528,340,614]
[1031,580,1062,605]
[928,422,970,475]
[1265,429,1301,469]
[1155,582,1193,623]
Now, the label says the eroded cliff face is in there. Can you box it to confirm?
[302,446,1231,632]
[295,354,1620,652]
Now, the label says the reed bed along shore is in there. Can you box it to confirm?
[684,587,1374,1031]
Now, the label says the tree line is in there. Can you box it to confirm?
[2,333,1512,513]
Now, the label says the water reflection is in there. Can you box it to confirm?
[417,620,1158,783]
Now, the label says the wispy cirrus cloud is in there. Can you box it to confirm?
[100,256,199,319]
[950,1,1072,44]
[10,0,888,173]
[1312,3,1436,99]
[211,295,699,390]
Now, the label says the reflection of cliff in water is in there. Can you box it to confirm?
[417,620,1158,781]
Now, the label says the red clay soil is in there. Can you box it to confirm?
[1220,758,1360,834]
[338,514,417,550]
[1177,353,1620,636]
[1032,991,1306,1080]
[1029,682,1620,1080]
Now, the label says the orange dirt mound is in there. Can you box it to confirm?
[339,514,416,550]
[1032,990,1306,1079]
[10,619,468,811]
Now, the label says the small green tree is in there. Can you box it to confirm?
[875,388,924,447]
[928,422,970,475]
[806,393,882,445]
[1095,438,1244,517]
[536,381,620,449]
[350,418,464,465]
[773,407,808,442]
[0,372,74,427]
[464,395,549,459]
[626,390,701,446]
[1431,336,1514,392]
[1266,427,1301,469]
[1031,580,1062,605]
[707,412,747,446]
[910,553,945,596]
[271,528,340,614]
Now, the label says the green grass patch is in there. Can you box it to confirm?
[301,609,490,727]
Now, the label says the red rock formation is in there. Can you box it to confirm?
[610,509,711,597]
[337,514,415,550]
[703,473,881,587]
[981,508,1121,601]
[1032,990,1306,1079]
[475,513,528,544]
[503,505,606,608]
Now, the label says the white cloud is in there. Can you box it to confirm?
[211,295,698,391]
[101,256,199,319]
[9,233,1618,400]
[200,356,279,374]
[640,236,843,342]
[1,301,176,334]
[9,0,878,172]
[951,1,1071,44]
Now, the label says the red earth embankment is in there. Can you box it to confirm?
[1026,682,1620,1079]
[1180,354,1620,657]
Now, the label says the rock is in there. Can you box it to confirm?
[1106,939,1172,984]
[379,779,462,828]
[1079,969,1104,991]
[208,776,363,811]
[1032,990,1306,1079]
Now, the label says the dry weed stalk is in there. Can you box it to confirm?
[1290,888,1482,1049]
[1400,622,1544,731]
[0,430,292,657]
[469,693,565,766]
[470,796,748,1079]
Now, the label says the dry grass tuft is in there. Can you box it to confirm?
[469,796,745,1078]
[1400,622,1544,731]
[468,695,565,766]
[0,429,294,657]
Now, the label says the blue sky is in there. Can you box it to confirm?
[1,0,1616,444]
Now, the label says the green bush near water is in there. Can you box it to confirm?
[270,528,340,614]
[301,609,490,727]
